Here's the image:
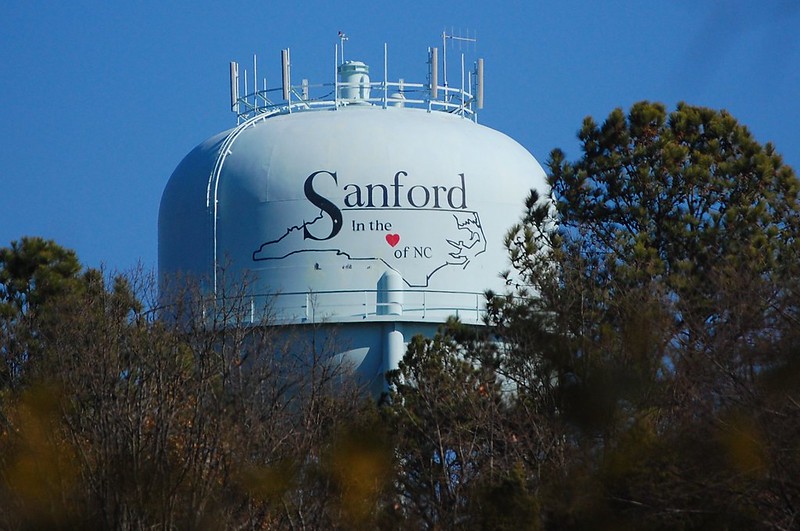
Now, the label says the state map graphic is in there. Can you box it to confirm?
[252,208,486,287]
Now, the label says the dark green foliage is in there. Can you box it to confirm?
[473,468,540,531]
[546,101,800,334]
[0,236,82,317]
[494,101,800,529]
[0,237,85,391]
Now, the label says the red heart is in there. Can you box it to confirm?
[385,233,400,247]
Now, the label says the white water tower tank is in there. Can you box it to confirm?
[159,43,547,394]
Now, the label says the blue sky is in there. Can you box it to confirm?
[1,1,798,273]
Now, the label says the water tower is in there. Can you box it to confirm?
[159,35,547,394]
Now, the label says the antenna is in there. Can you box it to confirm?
[229,61,239,110]
[253,54,258,96]
[384,42,388,107]
[334,43,339,105]
[338,31,348,64]
[476,58,484,109]
[281,48,290,101]
[430,47,438,99]
[441,29,477,89]
[227,36,483,121]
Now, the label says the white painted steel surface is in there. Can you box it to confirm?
[159,50,547,391]
[159,104,546,324]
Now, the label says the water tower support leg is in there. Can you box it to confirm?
[383,325,405,391]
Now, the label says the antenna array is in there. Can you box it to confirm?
[228,34,485,123]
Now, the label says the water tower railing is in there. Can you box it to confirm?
[232,80,477,122]
[238,288,487,325]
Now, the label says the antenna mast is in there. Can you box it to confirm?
[441,29,477,89]
[338,31,349,64]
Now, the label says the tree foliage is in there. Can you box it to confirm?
[0,236,82,317]
[1,101,799,529]
[0,237,85,391]
[0,242,387,529]
[546,101,800,342]
[383,326,508,527]
[493,101,800,529]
